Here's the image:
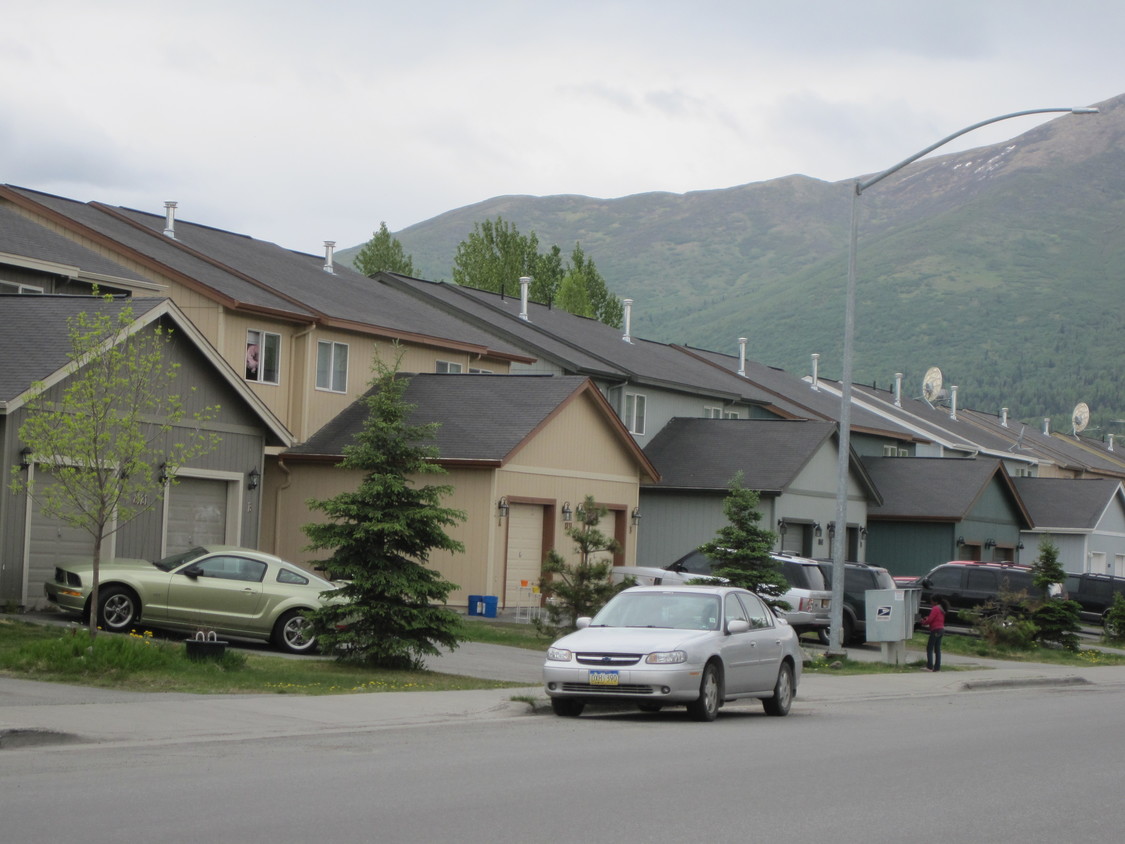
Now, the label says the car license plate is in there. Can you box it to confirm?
[589,669,619,686]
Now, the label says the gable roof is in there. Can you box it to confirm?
[863,456,1031,525]
[0,294,290,445]
[642,417,879,501]
[0,186,533,363]
[378,274,785,407]
[1012,477,1125,531]
[287,373,658,480]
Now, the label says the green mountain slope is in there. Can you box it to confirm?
[339,93,1125,434]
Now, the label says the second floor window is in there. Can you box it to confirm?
[246,329,280,384]
[624,392,646,435]
[436,360,463,373]
[316,340,349,392]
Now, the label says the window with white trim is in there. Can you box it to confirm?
[316,340,349,392]
[245,329,280,384]
[0,280,45,294]
[469,367,493,374]
[436,360,463,373]
[704,406,722,418]
[624,392,646,435]
[723,410,739,419]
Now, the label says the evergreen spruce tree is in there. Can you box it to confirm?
[538,495,624,631]
[303,356,465,669]
[698,473,789,608]
[1029,535,1082,650]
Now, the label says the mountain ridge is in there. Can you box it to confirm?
[339,93,1125,434]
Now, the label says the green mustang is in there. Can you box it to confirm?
[44,545,341,653]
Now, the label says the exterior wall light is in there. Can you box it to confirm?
[248,467,260,490]
[561,501,573,523]
[497,496,510,524]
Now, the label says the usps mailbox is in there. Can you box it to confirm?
[865,588,921,664]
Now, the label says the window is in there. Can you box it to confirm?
[469,367,493,374]
[704,406,722,418]
[0,281,45,294]
[246,329,280,384]
[723,410,739,419]
[316,340,349,392]
[436,360,463,373]
[883,444,908,457]
[624,392,646,435]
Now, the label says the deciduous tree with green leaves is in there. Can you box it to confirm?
[303,354,465,669]
[698,473,788,608]
[11,297,220,639]
[537,495,625,632]
[353,221,415,277]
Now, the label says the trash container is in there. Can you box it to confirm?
[467,595,483,616]
[480,595,499,618]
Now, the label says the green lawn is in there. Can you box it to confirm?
[0,617,532,696]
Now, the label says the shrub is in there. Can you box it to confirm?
[1104,593,1125,643]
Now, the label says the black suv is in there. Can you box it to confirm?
[915,560,1041,618]
[815,561,896,644]
[1063,572,1125,624]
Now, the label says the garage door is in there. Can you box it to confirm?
[505,503,543,609]
[27,469,106,607]
[166,476,231,553]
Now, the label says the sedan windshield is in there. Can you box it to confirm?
[153,547,209,572]
[592,592,721,630]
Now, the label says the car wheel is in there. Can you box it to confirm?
[551,698,585,717]
[272,609,318,654]
[96,586,139,633]
[763,662,794,717]
[687,662,721,722]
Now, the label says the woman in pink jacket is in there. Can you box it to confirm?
[921,599,948,672]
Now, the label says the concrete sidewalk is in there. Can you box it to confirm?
[5,637,1125,750]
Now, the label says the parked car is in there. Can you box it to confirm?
[542,584,802,721]
[912,560,1049,620]
[1063,571,1125,624]
[610,564,725,587]
[44,545,341,653]
[666,550,831,637]
[815,560,897,644]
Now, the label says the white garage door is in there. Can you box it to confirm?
[505,503,543,608]
[27,469,106,607]
[166,476,231,553]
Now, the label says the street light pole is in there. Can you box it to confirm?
[826,106,1098,656]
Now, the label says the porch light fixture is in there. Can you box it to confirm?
[561,501,573,523]
[247,467,260,491]
[984,538,997,549]
[19,446,33,470]
[813,522,822,538]
[497,496,510,524]
[827,521,836,539]
[956,536,965,547]
[859,526,868,541]
[158,463,169,485]
[575,503,587,523]
[631,507,641,528]
[777,519,787,536]
[1017,541,1025,550]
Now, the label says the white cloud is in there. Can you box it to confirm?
[3,0,1121,254]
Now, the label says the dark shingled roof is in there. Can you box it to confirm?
[863,456,1029,524]
[0,295,164,403]
[1013,477,1124,530]
[291,374,611,463]
[642,418,838,492]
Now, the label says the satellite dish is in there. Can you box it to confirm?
[922,367,943,404]
[1072,402,1090,434]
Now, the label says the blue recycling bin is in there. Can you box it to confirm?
[467,595,483,616]
[480,595,499,618]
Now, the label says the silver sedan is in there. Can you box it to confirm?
[543,585,803,721]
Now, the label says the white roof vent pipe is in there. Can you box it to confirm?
[1001,407,1009,428]
[738,338,747,377]
[1043,417,1051,435]
[949,385,959,420]
[1109,433,1115,453]
[622,298,633,343]
[810,353,820,391]
[894,372,903,407]
[323,241,336,274]
[518,276,531,321]
[163,201,177,238]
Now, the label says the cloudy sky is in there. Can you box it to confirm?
[4,1,1121,255]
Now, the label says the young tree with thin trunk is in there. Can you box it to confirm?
[303,354,465,669]
[11,298,219,639]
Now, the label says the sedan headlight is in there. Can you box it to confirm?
[645,650,687,664]
[546,647,574,662]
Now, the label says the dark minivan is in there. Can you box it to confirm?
[1064,572,1125,624]
[815,561,896,644]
